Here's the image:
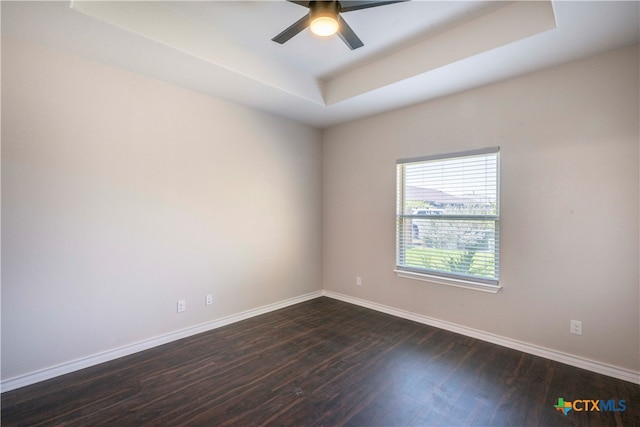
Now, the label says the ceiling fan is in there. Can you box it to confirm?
[272,1,409,50]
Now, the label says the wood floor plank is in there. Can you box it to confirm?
[2,297,638,426]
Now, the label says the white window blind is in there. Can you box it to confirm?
[396,148,500,287]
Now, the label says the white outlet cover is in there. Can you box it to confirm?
[570,319,582,335]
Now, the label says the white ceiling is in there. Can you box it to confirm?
[2,1,639,129]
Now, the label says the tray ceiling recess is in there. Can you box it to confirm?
[3,1,638,127]
[69,0,556,106]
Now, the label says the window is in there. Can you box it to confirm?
[396,147,500,291]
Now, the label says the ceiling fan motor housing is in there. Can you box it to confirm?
[310,0,341,17]
[309,1,341,36]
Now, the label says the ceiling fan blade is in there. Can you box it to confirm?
[339,0,409,13]
[287,0,311,7]
[337,16,364,50]
[272,15,310,44]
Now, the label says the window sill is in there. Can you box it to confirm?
[394,270,502,294]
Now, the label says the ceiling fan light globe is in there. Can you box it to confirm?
[310,15,339,37]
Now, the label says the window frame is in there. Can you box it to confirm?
[395,147,501,293]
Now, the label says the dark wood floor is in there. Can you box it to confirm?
[2,297,638,426]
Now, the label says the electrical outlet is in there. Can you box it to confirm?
[356,276,362,286]
[206,294,213,306]
[177,299,186,313]
[570,319,582,335]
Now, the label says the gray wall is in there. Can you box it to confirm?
[322,45,639,371]
[2,35,638,384]
[1,37,323,380]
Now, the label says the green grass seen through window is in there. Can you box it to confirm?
[404,247,496,279]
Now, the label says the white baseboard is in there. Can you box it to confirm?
[322,290,640,385]
[1,290,323,393]
[4,289,637,393]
